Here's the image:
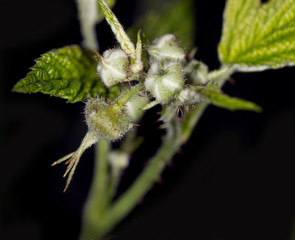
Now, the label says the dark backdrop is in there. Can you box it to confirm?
[1,0,295,239]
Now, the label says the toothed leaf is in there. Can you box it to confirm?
[13,45,120,103]
[219,0,295,69]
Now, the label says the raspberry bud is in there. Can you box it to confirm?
[97,49,128,87]
[148,34,185,63]
[145,61,184,103]
[53,84,143,191]
[184,60,208,85]
[85,98,132,141]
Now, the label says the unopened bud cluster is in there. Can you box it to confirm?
[144,34,186,103]
[96,33,187,104]
[54,0,212,191]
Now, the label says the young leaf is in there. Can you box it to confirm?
[97,0,136,56]
[13,45,119,103]
[219,0,295,69]
[192,85,262,112]
[127,0,195,51]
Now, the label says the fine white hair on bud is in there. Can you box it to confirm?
[184,60,208,85]
[52,84,143,191]
[85,98,132,141]
[97,49,128,87]
[148,34,186,63]
[145,61,184,103]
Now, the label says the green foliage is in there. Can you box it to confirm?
[98,0,136,56]
[219,0,295,68]
[128,0,195,50]
[13,45,119,103]
[192,85,262,112]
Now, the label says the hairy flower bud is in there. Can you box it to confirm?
[145,61,184,103]
[148,34,185,63]
[184,60,208,85]
[53,84,143,191]
[97,49,128,87]
[85,98,132,141]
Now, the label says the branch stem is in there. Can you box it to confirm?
[76,0,99,50]
[79,140,110,240]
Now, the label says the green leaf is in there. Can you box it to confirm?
[219,0,295,69]
[127,0,195,50]
[192,85,262,112]
[13,45,120,103]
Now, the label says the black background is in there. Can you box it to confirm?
[1,0,295,239]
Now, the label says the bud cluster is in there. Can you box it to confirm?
[54,0,213,191]
[143,34,187,103]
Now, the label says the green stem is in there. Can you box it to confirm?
[99,118,182,236]
[96,102,211,237]
[79,140,110,240]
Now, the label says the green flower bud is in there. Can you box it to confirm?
[148,34,185,63]
[184,60,208,85]
[145,61,184,103]
[85,98,132,141]
[97,49,128,87]
[52,84,143,191]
